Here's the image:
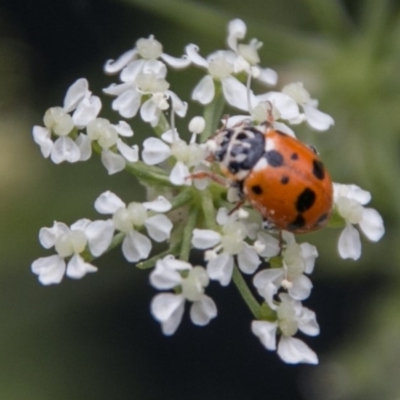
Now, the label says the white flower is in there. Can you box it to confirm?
[334,183,384,260]
[103,37,188,124]
[141,128,206,186]
[84,118,138,174]
[192,208,261,286]
[32,79,101,164]
[104,35,190,75]
[282,82,334,131]
[31,218,114,285]
[253,233,318,308]
[251,294,319,364]
[150,256,217,335]
[227,19,277,86]
[94,191,173,262]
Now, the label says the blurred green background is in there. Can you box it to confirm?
[1,0,399,399]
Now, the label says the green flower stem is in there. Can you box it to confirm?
[179,206,199,261]
[232,265,260,319]
[201,82,225,143]
[136,245,180,269]
[170,188,193,210]
[153,112,171,136]
[200,189,218,230]
[125,161,173,186]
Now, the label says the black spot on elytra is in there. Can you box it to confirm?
[265,150,284,167]
[287,214,306,230]
[290,153,299,160]
[281,175,289,184]
[296,188,316,212]
[312,159,325,180]
[251,185,263,195]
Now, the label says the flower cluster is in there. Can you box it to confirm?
[31,19,384,364]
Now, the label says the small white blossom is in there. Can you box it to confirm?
[85,118,138,174]
[142,129,206,186]
[31,218,114,285]
[254,233,318,309]
[192,208,261,286]
[32,79,101,164]
[251,294,319,364]
[227,19,277,86]
[282,82,334,131]
[103,36,188,124]
[334,183,384,260]
[150,256,217,335]
[94,191,173,262]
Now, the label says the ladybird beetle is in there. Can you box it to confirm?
[207,120,333,233]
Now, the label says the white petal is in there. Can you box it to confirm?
[120,59,145,82]
[359,208,384,242]
[192,229,221,249]
[185,44,208,67]
[116,139,139,162]
[227,19,246,50]
[31,255,66,285]
[338,224,361,260]
[190,295,217,326]
[298,307,320,336]
[101,149,126,174]
[85,220,114,256]
[70,218,91,231]
[222,76,255,111]
[251,320,277,350]
[140,98,160,126]
[151,293,185,335]
[50,137,80,164]
[122,230,151,262]
[94,191,125,214]
[237,243,261,274]
[300,243,318,274]
[257,68,278,86]
[112,90,141,119]
[150,265,182,290]
[160,128,180,143]
[256,231,280,258]
[103,82,134,96]
[207,253,234,286]
[144,214,173,242]
[143,196,172,212]
[39,222,69,248]
[32,126,52,158]
[169,161,190,186]
[303,104,334,131]
[104,49,137,74]
[169,91,188,117]
[160,53,191,68]
[142,137,171,165]
[257,92,300,120]
[278,336,318,364]
[66,254,97,279]
[114,120,134,137]
[253,268,283,290]
[72,96,102,128]
[192,75,215,105]
[289,275,313,301]
[63,78,89,112]
[75,133,92,161]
